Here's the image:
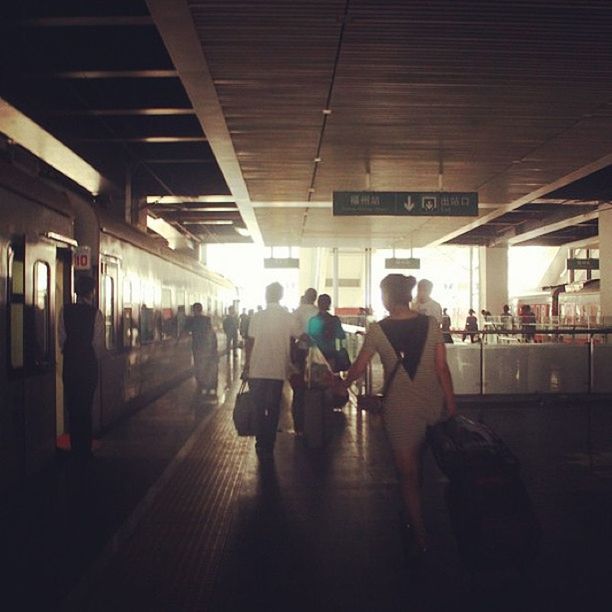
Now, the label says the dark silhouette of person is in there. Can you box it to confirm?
[186,302,218,396]
[308,293,347,373]
[239,308,250,344]
[441,308,454,344]
[291,288,318,435]
[223,306,239,354]
[462,308,480,343]
[59,275,104,462]
[521,304,537,342]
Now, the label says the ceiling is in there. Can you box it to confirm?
[2,0,612,249]
[0,0,251,244]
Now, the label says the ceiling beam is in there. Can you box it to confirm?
[72,136,207,143]
[158,211,242,222]
[508,209,600,245]
[45,108,195,117]
[0,97,113,195]
[147,0,262,244]
[146,195,235,204]
[431,152,612,247]
[18,17,154,27]
[38,70,178,79]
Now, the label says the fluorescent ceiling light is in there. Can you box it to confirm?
[146,195,235,204]
[183,220,233,226]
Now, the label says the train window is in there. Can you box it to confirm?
[33,261,51,363]
[8,245,25,369]
[161,288,175,340]
[140,306,155,344]
[123,278,132,305]
[101,275,116,349]
[121,278,133,347]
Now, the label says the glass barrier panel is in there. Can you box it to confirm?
[592,345,612,393]
[484,344,589,394]
[446,344,481,395]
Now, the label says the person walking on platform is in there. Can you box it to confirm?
[291,288,318,435]
[414,278,443,324]
[441,308,454,343]
[462,309,480,343]
[308,294,347,373]
[339,274,457,560]
[59,275,104,463]
[244,282,302,455]
[186,302,218,396]
[239,308,251,346]
[500,304,513,330]
[223,306,239,354]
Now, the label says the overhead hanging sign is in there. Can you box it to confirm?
[333,191,478,216]
[264,257,299,269]
[385,257,421,270]
[73,246,92,270]
[567,258,599,271]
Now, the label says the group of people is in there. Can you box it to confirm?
[61,273,457,560]
[242,275,457,559]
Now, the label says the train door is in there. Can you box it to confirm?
[2,240,26,488]
[54,248,72,445]
[98,257,121,428]
[23,239,56,474]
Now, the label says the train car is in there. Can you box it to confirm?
[511,286,563,325]
[0,158,235,491]
[558,280,600,327]
[512,281,600,328]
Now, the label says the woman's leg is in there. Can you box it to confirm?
[393,444,428,550]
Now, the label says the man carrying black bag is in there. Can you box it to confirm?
[243,282,302,457]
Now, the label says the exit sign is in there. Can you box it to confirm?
[385,257,421,270]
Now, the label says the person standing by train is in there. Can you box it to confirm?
[186,302,218,396]
[223,306,239,355]
[59,275,104,463]
[239,308,250,347]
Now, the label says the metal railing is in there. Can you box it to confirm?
[344,326,612,396]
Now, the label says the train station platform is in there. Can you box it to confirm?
[3,355,612,612]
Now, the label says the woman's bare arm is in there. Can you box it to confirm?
[434,342,457,417]
[342,346,375,388]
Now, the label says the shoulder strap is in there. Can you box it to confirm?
[381,354,402,397]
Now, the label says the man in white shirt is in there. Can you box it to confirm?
[245,282,302,454]
[290,288,318,435]
[414,278,443,324]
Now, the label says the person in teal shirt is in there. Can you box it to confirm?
[308,293,346,372]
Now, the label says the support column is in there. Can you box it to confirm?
[600,207,612,326]
[364,248,372,311]
[332,248,339,309]
[479,245,509,313]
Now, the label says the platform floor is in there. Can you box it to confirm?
[2,354,612,611]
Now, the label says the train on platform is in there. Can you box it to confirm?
[0,158,235,491]
[511,280,601,327]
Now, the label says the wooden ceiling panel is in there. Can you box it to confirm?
[180,0,612,246]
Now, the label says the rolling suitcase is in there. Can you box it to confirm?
[428,415,540,571]
[304,388,327,448]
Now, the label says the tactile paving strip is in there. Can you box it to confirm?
[63,391,250,612]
